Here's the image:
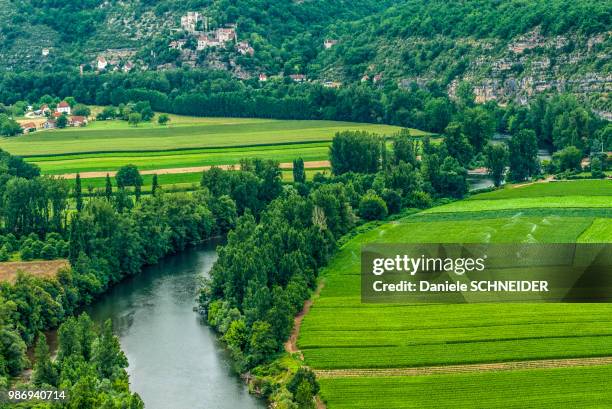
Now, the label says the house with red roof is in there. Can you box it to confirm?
[56,101,71,115]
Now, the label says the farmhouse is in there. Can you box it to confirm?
[69,116,88,127]
[20,122,37,134]
[42,48,50,56]
[56,101,71,114]
[259,73,268,82]
[43,119,56,129]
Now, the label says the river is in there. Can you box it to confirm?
[83,241,264,409]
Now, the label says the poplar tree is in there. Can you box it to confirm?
[151,174,159,195]
[105,174,113,200]
[32,333,58,387]
[292,158,305,184]
[75,173,83,212]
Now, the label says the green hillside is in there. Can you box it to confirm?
[1,0,609,111]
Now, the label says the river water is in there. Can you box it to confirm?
[83,241,264,409]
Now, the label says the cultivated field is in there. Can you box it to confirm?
[1,115,408,183]
[299,180,612,408]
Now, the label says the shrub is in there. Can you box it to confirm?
[21,246,33,261]
[30,240,44,259]
[0,245,9,262]
[359,192,388,220]
[381,189,402,214]
[41,244,57,260]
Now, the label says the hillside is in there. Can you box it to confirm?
[0,0,609,112]
[313,0,611,110]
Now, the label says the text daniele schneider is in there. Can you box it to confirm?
[370,254,549,293]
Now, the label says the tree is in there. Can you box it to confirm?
[75,173,83,212]
[456,81,475,108]
[359,191,388,220]
[128,112,142,127]
[157,113,170,125]
[41,243,57,260]
[293,158,306,184]
[444,122,473,166]
[32,333,58,386]
[509,130,539,181]
[288,367,320,398]
[21,246,33,260]
[330,131,382,175]
[461,107,495,152]
[151,174,159,194]
[92,319,128,379]
[0,245,8,262]
[591,156,605,179]
[438,156,468,198]
[248,321,277,366]
[552,146,582,173]
[381,189,401,214]
[56,113,68,129]
[105,174,113,200]
[424,97,453,133]
[72,104,91,117]
[392,130,417,166]
[116,164,143,190]
[484,143,509,187]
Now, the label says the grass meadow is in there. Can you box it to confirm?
[299,180,612,408]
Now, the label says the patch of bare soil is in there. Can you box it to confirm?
[0,259,69,283]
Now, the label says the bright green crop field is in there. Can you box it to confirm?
[2,115,411,177]
[3,116,408,156]
[319,366,612,409]
[33,142,331,175]
[299,180,612,408]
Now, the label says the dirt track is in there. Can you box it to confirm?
[314,356,612,379]
[285,282,324,359]
[56,161,331,179]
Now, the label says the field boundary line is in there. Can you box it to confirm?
[55,161,331,179]
[313,356,612,378]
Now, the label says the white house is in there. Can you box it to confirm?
[97,56,108,71]
[56,101,71,115]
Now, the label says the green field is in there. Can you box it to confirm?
[319,366,612,409]
[4,115,409,177]
[34,142,330,175]
[299,180,612,408]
